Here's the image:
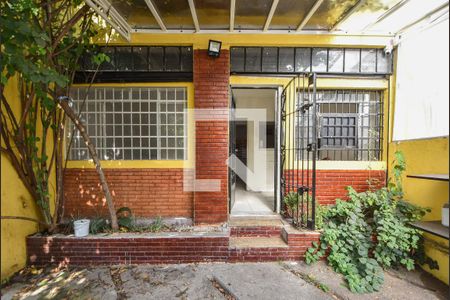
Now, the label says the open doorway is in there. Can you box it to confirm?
[230,88,278,216]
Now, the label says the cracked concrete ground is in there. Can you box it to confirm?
[1,262,448,300]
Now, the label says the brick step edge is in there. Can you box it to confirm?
[26,229,321,266]
[230,226,283,237]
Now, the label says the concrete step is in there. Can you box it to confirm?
[230,226,283,237]
[229,236,289,249]
[229,216,284,227]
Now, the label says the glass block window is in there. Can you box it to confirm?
[68,87,187,161]
[296,90,383,161]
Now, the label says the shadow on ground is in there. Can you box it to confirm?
[1,261,448,300]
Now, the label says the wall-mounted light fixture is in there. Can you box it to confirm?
[208,40,222,57]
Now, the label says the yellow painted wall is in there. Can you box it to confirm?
[389,138,449,284]
[104,32,392,50]
[1,77,40,282]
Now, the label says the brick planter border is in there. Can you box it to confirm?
[27,228,320,266]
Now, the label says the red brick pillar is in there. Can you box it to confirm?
[193,50,230,224]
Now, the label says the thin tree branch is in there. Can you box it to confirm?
[52,5,90,51]
[58,98,118,230]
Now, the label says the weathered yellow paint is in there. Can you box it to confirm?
[421,233,449,285]
[67,82,195,169]
[105,33,392,49]
[389,138,449,284]
[1,77,41,281]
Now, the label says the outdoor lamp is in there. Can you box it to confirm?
[208,40,222,57]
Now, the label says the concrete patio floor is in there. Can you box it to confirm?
[1,261,448,300]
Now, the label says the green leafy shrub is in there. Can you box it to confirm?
[283,192,300,217]
[283,191,327,229]
[147,216,164,232]
[305,151,437,293]
[89,217,110,234]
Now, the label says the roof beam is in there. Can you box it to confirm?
[396,1,449,35]
[363,0,410,32]
[230,0,236,32]
[263,0,280,31]
[330,0,366,31]
[297,0,324,31]
[144,0,167,31]
[187,0,200,32]
[84,0,132,41]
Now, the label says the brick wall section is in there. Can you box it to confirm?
[26,229,320,266]
[63,168,193,218]
[230,226,282,237]
[284,170,386,205]
[27,235,229,266]
[193,50,230,224]
[229,231,320,263]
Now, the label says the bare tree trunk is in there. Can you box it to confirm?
[58,97,118,230]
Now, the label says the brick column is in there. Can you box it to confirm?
[193,50,230,224]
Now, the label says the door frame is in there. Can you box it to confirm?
[229,85,283,215]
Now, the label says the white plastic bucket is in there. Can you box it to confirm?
[74,219,90,237]
[442,207,449,227]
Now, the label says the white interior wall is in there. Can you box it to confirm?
[234,89,276,192]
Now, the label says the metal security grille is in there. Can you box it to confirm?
[68,87,187,161]
[296,90,383,161]
[281,74,318,230]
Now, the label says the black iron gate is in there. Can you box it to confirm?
[281,74,318,229]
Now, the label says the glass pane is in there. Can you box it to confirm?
[181,47,193,71]
[100,47,115,70]
[153,0,195,30]
[133,47,148,71]
[361,49,376,73]
[195,0,230,29]
[270,0,316,30]
[262,48,278,72]
[279,48,295,72]
[116,47,132,71]
[149,47,164,71]
[344,49,360,73]
[377,49,391,74]
[295,48,311,72]
[235,0,272,30]
[165,47,181,71]
[328,49,344,73]
[245,48,262,72]
[80,50,94,71]
[305,0,359,30]
[312,48,327,72]
[110,0,160,29]
[231,48,245,72]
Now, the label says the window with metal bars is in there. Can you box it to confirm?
[68,86,187,161]
[296,90,383,161]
